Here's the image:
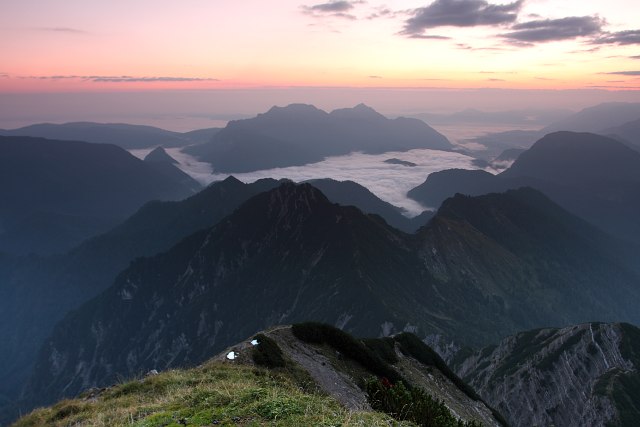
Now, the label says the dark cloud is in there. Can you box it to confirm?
[407,34,451,40]
[23,75,218,83]
[487,78,505,81]
[502,16,603,43]
[633,55,640,60]
[367,7,396,20]
[603,71,640,76]
[369,75,383,79]
[301,1,363,19]
[594,30,640,45]
[402,0,523,37]
[93,76,217,83]
[39,27,88,34]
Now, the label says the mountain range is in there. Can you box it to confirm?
[0,136,201,255]
[185,103,452,172]
[0,122,219,149]
[409,131,640,246]
[468,102,640,158]
[0,175,438,423]
[22,182,640,411]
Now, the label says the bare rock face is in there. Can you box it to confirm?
[455,323,640,427]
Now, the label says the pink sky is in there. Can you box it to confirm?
[1,0,639,127]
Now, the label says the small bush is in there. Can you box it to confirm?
[252,334,286,368]
[292,322,403,385]
[363,338,399,364]
[366,378,481,427]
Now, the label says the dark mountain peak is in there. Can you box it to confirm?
[407,168,503,208]
[143,146,178,164]
[436,187,550,217]
[329,103,385,120]
[502,131,640,183]
[261,103,326,119]
[220,175,243,185]
[240,182,332,221]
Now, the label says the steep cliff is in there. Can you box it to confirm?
[455,322,640,427]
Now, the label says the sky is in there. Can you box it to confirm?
[1,0,640,128]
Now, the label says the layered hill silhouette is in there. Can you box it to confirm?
[0,175,435,420]
[185,103,452,172]
[409,131,640,245]
[23,183,640,409]
[0,136,201,255]
[467,102,640,156]
[604,118,640,151]
[0,122,220,149]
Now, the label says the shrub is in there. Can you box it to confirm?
[252,334,286,368]
[365,378,481,427]
[363,337,399,364]
[292,322,403,384]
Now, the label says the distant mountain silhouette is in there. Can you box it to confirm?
[305,179,430,232]
[602,117,640,151]
[408,169,508,209]
[501,131,640,184]
[24,184,640,408]
[408,131,640,245]
[0,136,201,255]
[542,102,640,134]
[0,122,220,149]
[144,146,178,164]
[186,104,452,172]
[467,102,640,158]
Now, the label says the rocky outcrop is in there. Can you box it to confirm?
[455,322,640,427]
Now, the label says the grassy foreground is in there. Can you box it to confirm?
[14,360,413,427]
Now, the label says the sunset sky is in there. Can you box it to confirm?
[1,0,640,128]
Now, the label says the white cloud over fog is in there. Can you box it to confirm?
[150,148,481,216]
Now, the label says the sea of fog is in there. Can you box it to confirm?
[131,147,482,216]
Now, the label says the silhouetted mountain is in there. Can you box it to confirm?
[185,104,452,172]
[143,146,178,164]
[305,178,428,232]
[408,131,640,245]
[0,136,201,255]
[542,102,640,134]
[466,130,542,159]
[408,169,507,208]
[467,103,640,158]
[602,117,640,150]
[24,184,640,408]
[455,322,640,427]
[0,177,280,417]
[0,122,220,149]
[0,174,438,418]
[501,131,640,184]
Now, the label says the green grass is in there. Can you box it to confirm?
[14,361,414,427]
